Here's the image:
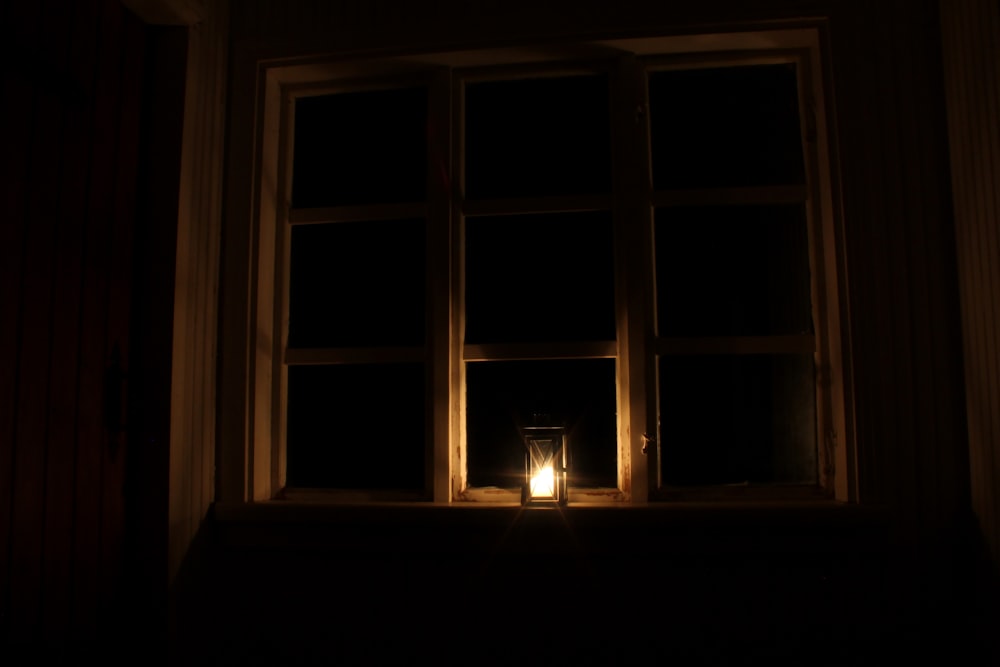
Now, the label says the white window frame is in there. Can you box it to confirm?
[244,26,853,505]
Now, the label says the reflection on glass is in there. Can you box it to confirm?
[466,359,617,489]
[289,219,425,348]
[648,64,805,189]
[465,212,615,344]
[292,87,427,207]
[659,354,817,486]
[286,364,426,490]
[465,74,611,199]
[655,205,812,337]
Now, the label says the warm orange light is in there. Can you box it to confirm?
[530,464,556,498]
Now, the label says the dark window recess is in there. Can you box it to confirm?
[288,219,425,348]
[658,354,817,486]
[655,205,812,337]
[466,359,618,489]
[465,211,615,344]
[286,363,426,490]
[291,87,427,207]
[648,64,805,189]
[464,74,612,199]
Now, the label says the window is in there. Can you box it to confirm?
[247,28,849,504]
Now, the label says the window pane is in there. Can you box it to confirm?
[464,74,611,199]
[288,219,425,348]
[286,364,425,490]
[648,64,805,189]
[658,354,816,486]
[466,359,617,489]
[465,212,615,344]
[655,205,812,337]
[292,87,427,207]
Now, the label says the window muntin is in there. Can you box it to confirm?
[280,82,432,497]
[253,33,844,504]
[457,66,624,500]
[645,57,823,495]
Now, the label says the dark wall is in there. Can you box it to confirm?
[222,0,970,537]
[202,0,992,663]
[0,0,146,646]
[940,0,1000,613]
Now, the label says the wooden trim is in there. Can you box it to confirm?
[451,68,468,499]
[284,346,425,365]
[650,483,832,502]
[463,341,617,362]
[461,194,613,217]
[656,335,815,355]
[640,48,807,72]
[167,0,228,579]
[277,488,431,503]
[615,52,654,502]
[121,0,203,25]
[454,59,612,83]
[289,203,428,225]
[427,69,452,503]
[652,185,808,208]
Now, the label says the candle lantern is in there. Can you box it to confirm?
[520,425,568,506]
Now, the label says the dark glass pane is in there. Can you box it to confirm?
[648,64,805,189]
[659,355,816,486]
[465,74,611,199]
[286,364,425,490]
[655,206,812,337]
[292,87,427,207]
[465,212,615,344]
[466,359,617,489]
[288,219,425,348]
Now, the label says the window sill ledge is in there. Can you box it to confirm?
[210,499,890,556]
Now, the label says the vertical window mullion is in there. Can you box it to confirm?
[427,69,452,502]
[613,54,655,502]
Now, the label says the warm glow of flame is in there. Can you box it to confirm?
[530,464,555,498]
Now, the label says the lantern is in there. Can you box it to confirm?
[520,425,567,506]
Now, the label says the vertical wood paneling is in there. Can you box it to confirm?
[0,0,42,635]
[100,9,145,629]
[826,1,968,555]
[168,0,228,582]
[8,0,60,636]
[0,0,144,644]
[941,0,1000,573]
[40,0,100,638]
[72,1,126,638]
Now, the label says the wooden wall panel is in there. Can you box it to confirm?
[941,0,1000,576]
[168,0,228,583]
[824,0,968,551]
[0,0,146,645]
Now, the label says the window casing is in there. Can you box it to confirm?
[246,27,852,504]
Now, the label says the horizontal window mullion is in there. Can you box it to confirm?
[652,185,807,208]
[656,335,814,355]
[464,341,617,361]
[461,194,613,217]
[288,202,428,225]
[285,346,426,365]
